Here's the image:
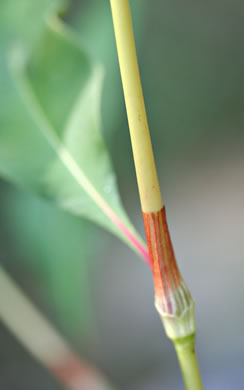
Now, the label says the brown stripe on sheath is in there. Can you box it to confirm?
[153,212,172,313]
[161,207,181,284]
[143,206,186,316]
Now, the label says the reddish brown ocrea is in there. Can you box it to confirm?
[143,206,192,318]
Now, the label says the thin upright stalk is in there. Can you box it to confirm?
[109,1,204,389]
[174,335,203,390]
[109,0,162,214]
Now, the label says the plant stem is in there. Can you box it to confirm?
[109,1,204,389]
[109,0,162,213]
[0,266,113,390]
[174,335,204,390]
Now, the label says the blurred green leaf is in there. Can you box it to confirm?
[0,14,142,249]
[0,0,103,350]
[0,0,60,49]
[0,0,145,349]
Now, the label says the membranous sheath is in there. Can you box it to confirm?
[143,206,195,339]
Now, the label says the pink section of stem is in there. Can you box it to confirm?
[101,202,151,266]
[115,216,151,266]
[50,354,106,390]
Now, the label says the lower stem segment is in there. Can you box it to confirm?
[173,334,203,390]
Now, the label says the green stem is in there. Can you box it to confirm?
[173,334,203,390]
[109,2,204,390]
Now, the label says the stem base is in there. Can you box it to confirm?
[173,334,204,390]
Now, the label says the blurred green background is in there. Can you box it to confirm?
[0,0,244,389]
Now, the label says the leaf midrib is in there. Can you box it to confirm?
[9,49,148,262]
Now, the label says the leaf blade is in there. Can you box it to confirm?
[4,15,148,261]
